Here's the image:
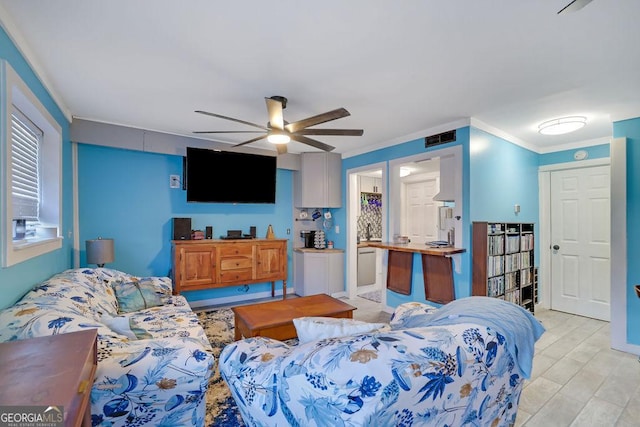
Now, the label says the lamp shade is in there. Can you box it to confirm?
[267,131,291,144]
[86,238,115,267]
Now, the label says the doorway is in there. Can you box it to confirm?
[345,145,463,307]
[389,146,463,249]
[539,159,611,321]
[347,164,387,303]
[401,166,443,244]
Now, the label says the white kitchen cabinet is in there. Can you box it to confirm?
[359,176,381,193]
[294,152,342,208]
[294,250,344,296]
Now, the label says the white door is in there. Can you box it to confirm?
[405,179,441,244]
[550,165,610,321]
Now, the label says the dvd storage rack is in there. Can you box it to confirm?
[472,222,535,313]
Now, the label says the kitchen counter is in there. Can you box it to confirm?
[357,239,382,248]
[365,241,465,256]
[366,242,466,304]
[294,247,344,253]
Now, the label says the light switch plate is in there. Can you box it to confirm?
[169,174,181,189]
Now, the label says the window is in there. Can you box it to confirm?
[2,60,62,267]
[11,107,42,237]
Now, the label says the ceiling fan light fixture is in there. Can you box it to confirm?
[267,131,291,144]
[538,116,586,135]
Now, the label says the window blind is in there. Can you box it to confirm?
[11,106,41,221]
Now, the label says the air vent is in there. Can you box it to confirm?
[425,130,456,148]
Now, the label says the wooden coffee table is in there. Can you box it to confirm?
[232,294,357,341]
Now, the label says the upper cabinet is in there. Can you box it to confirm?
[360,176,382,193]
[294,152,342,208]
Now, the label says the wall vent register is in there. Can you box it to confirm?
[425,130,456,148]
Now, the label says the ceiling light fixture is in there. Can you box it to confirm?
[538,116,586,135]
[267,131,290,144]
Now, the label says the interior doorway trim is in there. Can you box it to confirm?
[346,162,388,304]
[609,138,638,354]
[538,157,610,311]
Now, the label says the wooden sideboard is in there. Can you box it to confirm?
[172,238,288,297]
[0,329,97,427]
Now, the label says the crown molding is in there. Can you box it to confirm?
[342,118,471,159]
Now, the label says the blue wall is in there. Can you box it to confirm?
[470,128,539,223]
[338,126,541,310]
[613,117,640,346]
[77,144,294,303]
[0,27,73,310]
[469,128,540,267]
[539,143,610,166]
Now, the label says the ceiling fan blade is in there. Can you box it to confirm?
[265,98,284,130]
[232,135,267,147]
[295,129,364,136]
[276,144,288,155]
[557,0,593,14]
[192,130,264,134]
[290,134,335,152]
[285,108,351,133]
[195,110,268,131]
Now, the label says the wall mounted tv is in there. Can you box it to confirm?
[185,147,277,203]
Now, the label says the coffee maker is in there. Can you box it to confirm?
[300,230,316,248]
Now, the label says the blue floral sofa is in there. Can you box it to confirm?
[0,268,214,427]
[219,296,545,427]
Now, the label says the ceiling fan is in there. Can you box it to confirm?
[557,0,594,14]
[193,96,364,154]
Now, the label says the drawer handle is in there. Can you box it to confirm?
[78,379,90,394]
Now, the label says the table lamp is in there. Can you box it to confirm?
[86,237,115,268]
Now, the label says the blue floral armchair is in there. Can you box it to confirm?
[219,298,544,426]
[0,268,214,427]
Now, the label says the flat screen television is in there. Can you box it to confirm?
[185,147,277,203]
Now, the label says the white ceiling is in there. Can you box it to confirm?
[1,0,639,156]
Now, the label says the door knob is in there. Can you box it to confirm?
[552,245,560,250]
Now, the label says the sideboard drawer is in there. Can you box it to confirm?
[219,245,253,257]
[220,257,252,271]
[219,268,253,283]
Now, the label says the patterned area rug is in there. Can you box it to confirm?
[358,290,382,303]
[196,308,245,427]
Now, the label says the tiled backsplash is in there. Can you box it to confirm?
[358,193,382,239]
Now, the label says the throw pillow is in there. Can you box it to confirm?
[293,316,388,344]
[112,278,164,313]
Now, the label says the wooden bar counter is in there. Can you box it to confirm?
[366,242,465,304]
